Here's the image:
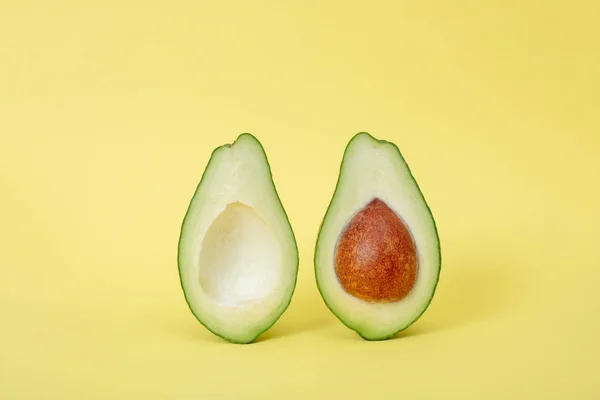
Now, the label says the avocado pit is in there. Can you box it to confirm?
[334,198,417,303]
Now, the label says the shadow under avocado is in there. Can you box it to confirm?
[255,282,335,343]
[170,277,335,344]
[391,253,521,339]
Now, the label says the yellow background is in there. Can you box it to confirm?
[1,1,599,398]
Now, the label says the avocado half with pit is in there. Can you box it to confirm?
[315,132,441,340]
[178,133,298,343]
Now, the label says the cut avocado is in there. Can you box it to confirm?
[315,132,441,340]
[178,133,298,343]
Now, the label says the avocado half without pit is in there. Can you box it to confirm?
[315,133,441,340]
[178,134,298,343]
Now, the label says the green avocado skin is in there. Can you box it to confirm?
[314,132,441,340]
[177,133,299,344]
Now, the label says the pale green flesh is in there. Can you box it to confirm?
[178,134,298,343]
[315,133,441,340]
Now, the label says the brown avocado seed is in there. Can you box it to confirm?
[334,198,418,303]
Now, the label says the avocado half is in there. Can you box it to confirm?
[315,133,441,340]
[178,133,298,343]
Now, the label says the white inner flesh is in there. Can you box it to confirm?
[315,134,440,339]
[198,202,281,306]
[178,135,297,343]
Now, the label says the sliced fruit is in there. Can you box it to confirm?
[315,132,441,340]
[178,133,298,343]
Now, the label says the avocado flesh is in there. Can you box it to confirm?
[315,133,441,340]
[178,134,298,343]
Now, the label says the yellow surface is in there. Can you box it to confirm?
[1,1,599,398]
